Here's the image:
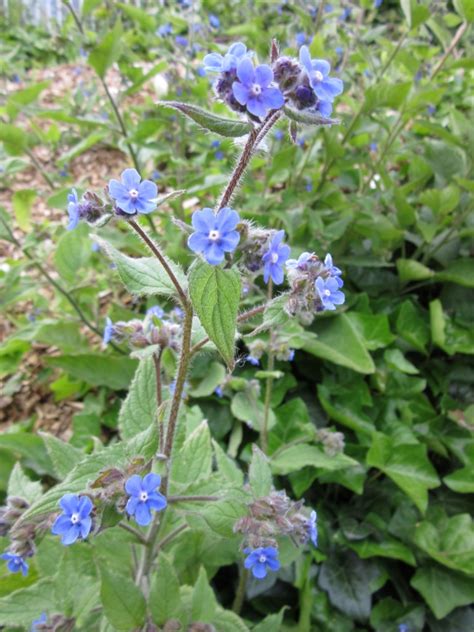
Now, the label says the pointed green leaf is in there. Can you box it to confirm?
[249,444,272,497]
[40,432,83,480]
[158,101,253,138]
[149,554,183,625]
[189,261,241,368]
[100,568,146,630]
[118,357,157,439]
[172,420,213,485]
[411,564,474,619]
[284,106,339,126]
[88,20,123,78]
[7,462,42,504]
[191,567,217,623]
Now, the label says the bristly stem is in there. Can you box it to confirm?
[118,521,148,544]
[128,219,188,306]
[232,566,249,614]
[261,279,274,454]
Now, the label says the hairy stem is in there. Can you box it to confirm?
[167,495,219,503]
[232,566,248,614]
[153,351,164,452]
[261,280,274,454]
[118,521,148,544]
[129,219,188,306]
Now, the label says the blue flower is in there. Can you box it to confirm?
[244,546,280,579]
[147,305,164,319]
[262,230,291,285]
[317,99,333,117]
[188,207,240,265]
[299,46,343,103]
[325,3,333,12]
[295,32,312,47]
[108,168,157,215]
[340,7,352,21]
[374,0,383,8]
[274,129,284,141]
[288,349,295,361]
[215,385,224,397]
[305,179,313,192]
[203,42,251,74]
[51,494,93,545]
[246,354,260,366]
[103,317,114,345]
[1,552,29,576]
[125,473,167,526]
[323,253,342,277]
[307,510,318,546]
[315,276,345,311]
[211,140,221,149]
[399,626,408,632]
[67,188,80,230]
[175,35,188,47]
[31,613,47,631]
[286,251,314,270]
[209,14,220,29]
[370,141,378,152]
[232,58,284,118]
[157,23,173,37]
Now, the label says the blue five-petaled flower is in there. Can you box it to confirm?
[31,612,48,631]
[203,42,251,74]
[315,276,345,311]
[232,58,284,119]
[262,230,291,285]
[125,473,167,527]
[244,546,280,579]
[299,46,343,103]
[51,494,93,545]
[1,552,29,576]
[188,207,240,265]
[307,510,318,546]
[67,188,80,231]
[108,168,157,215]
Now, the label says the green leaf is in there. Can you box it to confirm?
[384,349,419,374]
[454,0,474,20]
[94,236,186,298]
[0,433,55,477]
[413,514,474,576]
[158,101,253,138]
[191,567,217,623]
[305,314,375,374]
[172,420,213,486]
[249,444,272,497]
[435,259,474,288]
[117,2,155,29]
[252,609,286,632]
[231,390,276,432]
[411,564,474,619]
[47,354,137,390]
[366,434,440,512]
[6,81,50,119]
[100,568,146,631]
[271,443,357,475]
[0,124,28,155]
[248,294,289,336]
[149,553,182,625]
[88,20,123,78]
[189,361,226,397]
[396,301,430,353]
[212,440,244,486]
[348,312,395,351]
[189,261,241,369]
[54,224,91,284]
[7,462,42,504]
[199,498,247,537]
[396,258,434,282]
[213,609,250,632]
[0,580,56,627]
[444,466,474,493]
[400,0,430,28]
[40,432,83,480]
[12,189,36,231]
[283,106,339,126]
[118,357,157,439]
[348,537,416,566]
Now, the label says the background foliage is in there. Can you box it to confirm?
[0,0,473,630]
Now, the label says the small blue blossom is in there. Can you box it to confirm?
[274,129,284,141]
[175,35,188,47]
[67,188,80,230]
[305,178,313,192]
[209,14,220,29]
[286,251,314,270]
[173,307,184,320]
[147,305,164,319]
[197,67,207,77]
[169,380,188,398]
[215,385,224,397]
[108,168,157,215]
[157,23,173,37]
[288,349,295,361]
[307,510,318,546]
[427,105,435,115]
[215,150,224,161]
[325,3,333,12]
[203,42,251,74]
[152,169,162,180]
[399,626,408,632]
[370,141,378,152]
[125,473,167,526]
[262,230,291,285]
[324,253,342,277]
[296,32,312,47]
[31,613,48,631]
[211,140,221,149]
[91,241,101,252]
[374,0,383,7]
[59,167,68,178]
[244,546,280,579]
[317,99,333,117]
[103,317,114,345]
[335,46,344,58]
[51,494,93,545]
[188,207,240,265]
[1,552,29,576]
[340,7,352,21]
[246,354,260,366]
[315,276,345,311]
[232,58,284,118]
[299,46,343,103]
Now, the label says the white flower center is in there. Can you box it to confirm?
[258,554,267,563]
[313,70,324,82]
[139,491,148,502]
[70,513,80,524]
[208,230,220,241]
[251,83,262,96]
[129,188,139,198]
[271,252,279,264]
[324,289,331,296]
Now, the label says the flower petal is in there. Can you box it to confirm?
[51,515,72,535]
[61,524,80,546]
[138,180,158,200]
[246,96,267,118]
[252,562,268,579]
[229,42,247,57]
[254,64,273,88]
[80,516,92,539]
[299,45,312,73]
[188,232,210,254]
[203,242,225,265]
[108,179,128,200]
[318,100,333,117]
[215,207,239,232]
[142,472,161,492]
[135,502,152,526]
[78,496,93,519]
[232,81,249,106]
[147,492,167,511]
[59,494,79,515]
[271,264,284,285]
[236,57,255,85]
[126,496,139,516]
[266,556,280,571]
[220,231,240,252]
[262,87,284,110]
[313,59,330,77]
[125,475,143,496]
[203,52,223,71]
[192,207,215,232]
[121,168,141,189]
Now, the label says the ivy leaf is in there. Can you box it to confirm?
[443,466,474,494]
[189,261,241,369]
[157,101,253,138]
[366,434,440,513]
[411,564,474,619]
[94,236,187,298]
[249,444,272,497]
[100,568,146,630]
[88,20,123,78]
[118,357,157,439]
[435,259,474,288]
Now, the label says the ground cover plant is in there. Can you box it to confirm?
[0,1,473,630]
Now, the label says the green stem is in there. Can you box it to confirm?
[232,566,248,615]
[261,280,274,454]
[118,521,148,544]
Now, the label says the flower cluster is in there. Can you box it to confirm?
[204,40,343,120]
[67,189,105,231]
[286,252,345,323]
[103,305,182,351]
[234,490,317,579]
[317,428,345,456]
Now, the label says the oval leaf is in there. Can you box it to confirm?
[158,101,253,138]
